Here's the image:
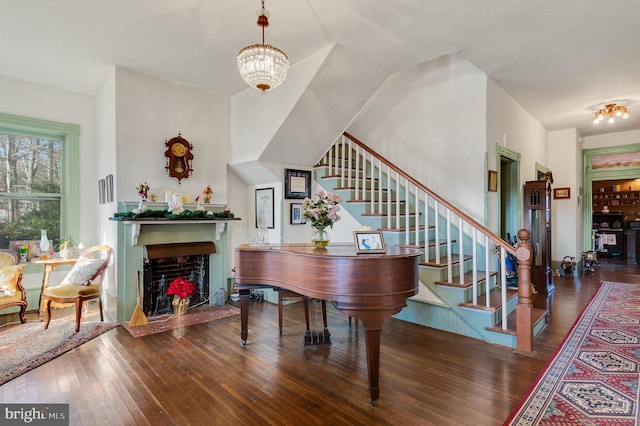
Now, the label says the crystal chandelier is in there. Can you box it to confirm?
[593,103,630,124]
[237,0,289,92]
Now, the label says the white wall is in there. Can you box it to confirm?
[486,78,549,232]
[96,68,119,295]
[0,75,97,288]
[548,128,581,261]
[113,67,230,205]
[581,129,640,149]
[347,54,488,221]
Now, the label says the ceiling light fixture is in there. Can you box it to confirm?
[237,0,289,93]
[593,103,629,125]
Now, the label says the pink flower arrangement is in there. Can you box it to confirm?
[302,189,343,228]
[167,277,195,300]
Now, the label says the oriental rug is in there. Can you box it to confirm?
[505,281,640,425]
[0,320,118,386]
[122,303,240,337]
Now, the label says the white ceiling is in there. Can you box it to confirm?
[1,0,639,137]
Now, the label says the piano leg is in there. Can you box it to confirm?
[346,312,389,406]
[364,328,381,406]
[239,289,251,345]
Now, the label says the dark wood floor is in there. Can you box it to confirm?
[1,257,638,425]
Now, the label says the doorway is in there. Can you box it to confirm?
[582,144,640,254]
[497,146,521,242]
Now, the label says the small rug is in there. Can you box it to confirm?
[0,320,118,386]
[504,281,640,425]
[122,304,240,337]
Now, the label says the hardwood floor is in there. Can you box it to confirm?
[1,257,638,425]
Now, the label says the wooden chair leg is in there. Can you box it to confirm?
[278,293,284,335]
[303,297,311,333]
[18,303,27,324]
[44,299,52,330]
[98,297,104,322]
[75,299,83,332]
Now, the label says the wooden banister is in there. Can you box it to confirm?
[342,132,515,256]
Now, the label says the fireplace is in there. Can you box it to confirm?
[110,213,236,323]
[143,242,216,317]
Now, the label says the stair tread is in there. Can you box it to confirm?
[322,176,378,182]
[434,270,499,287]
[347,199,406,204]
[458,287,518,312]
[335,187,388,192]
[397,238,449,249]
[379,225,427,232]
[486,308,547,335]
[362,212,418,217]
[420,254,470,268]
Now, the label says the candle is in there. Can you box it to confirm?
[164,190,172,202]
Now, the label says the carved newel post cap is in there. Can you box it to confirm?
[517,229,530,243]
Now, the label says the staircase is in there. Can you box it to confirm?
[315,132,546,349]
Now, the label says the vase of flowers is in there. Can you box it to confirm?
[167,277,195,315]
[18,244,29,263]
[302,189,343,248]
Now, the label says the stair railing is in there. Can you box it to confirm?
[319,132,518,331]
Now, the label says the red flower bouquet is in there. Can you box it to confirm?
[167,277,195,300]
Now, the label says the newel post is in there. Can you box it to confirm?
[515,228,534,355]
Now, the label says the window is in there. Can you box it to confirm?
[0,112,80,255]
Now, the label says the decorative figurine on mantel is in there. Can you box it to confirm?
[167,192,185,215]
[194,196,205,211]
[203,185,212,203]
[136,181,149,201]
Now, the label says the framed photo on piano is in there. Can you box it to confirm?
[354,231,386,254]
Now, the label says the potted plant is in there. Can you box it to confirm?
[167,277,195,315]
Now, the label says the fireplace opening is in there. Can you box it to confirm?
[143,242,216,317]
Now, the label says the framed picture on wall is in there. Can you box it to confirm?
[284,169,311,199]
[98,179,106,204]
[553,187,570,199]
[488,170,498,192]
[105,174,114,203]
[255,187,275,229]
[290,203,304,225]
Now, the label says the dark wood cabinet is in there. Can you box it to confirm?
[592,212,624,256]
[525,179,554,293]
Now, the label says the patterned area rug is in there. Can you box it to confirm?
[505,281,640,425]
[0,320,118,386]
[122,303,240,337]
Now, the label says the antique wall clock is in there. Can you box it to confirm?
[164,133,194,184]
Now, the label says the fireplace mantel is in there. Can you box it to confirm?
[119,219,240,245]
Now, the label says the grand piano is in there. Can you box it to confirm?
[234,243,420,405]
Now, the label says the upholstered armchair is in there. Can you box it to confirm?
[42,245,112,332]
[0,249,27,323]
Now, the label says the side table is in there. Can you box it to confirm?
[35,257,78,320]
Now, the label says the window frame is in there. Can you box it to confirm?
[0,112,80,271]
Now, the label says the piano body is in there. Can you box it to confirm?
[234,243,420,405]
